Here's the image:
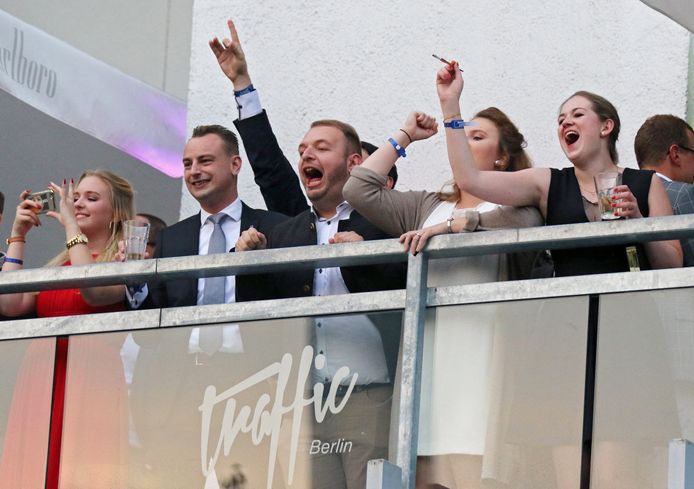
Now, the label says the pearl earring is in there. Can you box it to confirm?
[494,159,503,167]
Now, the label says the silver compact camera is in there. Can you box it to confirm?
[28,189,56,214]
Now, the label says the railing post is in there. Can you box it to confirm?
[395,252,428,489]
[669,439,694,489]
[366,459,403,489]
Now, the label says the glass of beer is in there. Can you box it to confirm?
[594,171,622,220]
[123,220,150,260]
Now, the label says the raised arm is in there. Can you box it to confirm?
[209,19,251,91]
[360,111,438,176]
[437,62,548,211]
[344,112,439,236]
[211,20,308,216]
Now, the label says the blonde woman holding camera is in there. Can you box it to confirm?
[0,170,133,489]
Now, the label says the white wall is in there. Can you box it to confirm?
[186,0,690,215]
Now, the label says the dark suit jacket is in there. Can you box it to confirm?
[263,209,405,297]
[130,202,287,444]
[146,202,287,308]
[234,110,309,217]
[238,209,405,381]
[234,110,405,379]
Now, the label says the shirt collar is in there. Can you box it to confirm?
[312,201,353,222]
[199,198,242,227]
[656,172,673,182]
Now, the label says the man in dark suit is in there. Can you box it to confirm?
[210,22,405,489]
[137,124,289,307]
[234,117,404,489]
[127,124,295,488]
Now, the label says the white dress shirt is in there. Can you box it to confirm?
[236,89,263,120]
[126,200,245,353]
[188,198,244,353]
[311,202,390,386]
[236,92,389,383]
[195,199,242,304]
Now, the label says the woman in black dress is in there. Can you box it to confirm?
[432,61,682,489]
[433,61,682,273]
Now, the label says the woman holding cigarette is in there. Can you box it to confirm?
[344,104,542,488]
[433,62,681,273]
[0,170,133,489]
[429,62,681,488]
[343,107,543,253]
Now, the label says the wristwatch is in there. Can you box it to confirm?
[66,233,89,250]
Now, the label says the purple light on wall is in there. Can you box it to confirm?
[116,93,187,178]
[0,9,190,179]
[122,142,183,178]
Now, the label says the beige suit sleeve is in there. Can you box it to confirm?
[343,166,442,236]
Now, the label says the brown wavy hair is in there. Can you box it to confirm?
[438,107,532,202]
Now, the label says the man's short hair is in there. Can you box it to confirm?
[310,119,361,157]
[361,141,398,187]
[0,191,4,215]
[191,124,240,156]
[634,115,694,167]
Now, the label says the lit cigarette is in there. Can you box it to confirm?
[432,54,464,72]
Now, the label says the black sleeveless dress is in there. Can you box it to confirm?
[546,167,654,276]
[505,167,678,453]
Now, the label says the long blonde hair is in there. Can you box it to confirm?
[47,170,135,266]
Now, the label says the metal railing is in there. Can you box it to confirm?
[2,214,694,489]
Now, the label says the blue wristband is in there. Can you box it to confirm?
[388,137,407,158]
[4,257,23,265]
[443,119,475,129]
[233,84,256,97]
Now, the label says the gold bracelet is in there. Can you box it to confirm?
[66,233,89,250]
[443,112,461,121]
[447,217,454,233]
[6,236,26,245]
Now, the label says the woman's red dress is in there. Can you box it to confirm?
[0,262,128,489]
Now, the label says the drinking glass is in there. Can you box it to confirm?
[594,172,622,220]
[123,220,150,260]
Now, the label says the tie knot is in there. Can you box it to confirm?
[208,213,227,225]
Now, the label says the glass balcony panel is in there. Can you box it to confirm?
[0,338,56,489]
[592,288,694,489]
[418,297,588,489]
[57,311,401,489]
[58,332,130,489]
